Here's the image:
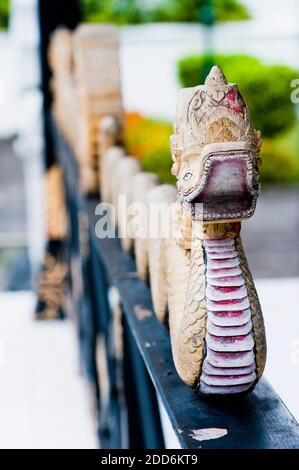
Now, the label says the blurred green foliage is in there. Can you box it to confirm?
[260,141,299,184]
[260,122,299,184]
[125,113,299,186]
[124,111,299,186]
[124,112,175,184]
[82,0,250,25]
[82,0,144,25]
[178,53,299,138]
[151,0,250,23]
[0,0,10,30]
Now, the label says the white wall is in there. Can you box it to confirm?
[0,0,45,272]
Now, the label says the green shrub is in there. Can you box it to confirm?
[212,0,250,22]
[82,0,250,25]
[151,0,250,23]
[260,140,299,185]
[124,112,176,184]
[82,0,145,25]
[141,150,175,185]
[178,53,299,138]
[0,0,10,30]
[124,112,299,186]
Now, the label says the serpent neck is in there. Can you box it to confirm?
[192,220,242,242]
[189,220,257,395]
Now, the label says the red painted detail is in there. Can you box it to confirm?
[212,286,242,293]
[209,333,251,343]
[211,311,248,318]
[205,362,254,372]
[209,321,249,329]
[209,268,239,275]
[227,89,236,101]
[208,250,235,254]
[183,187,195,197]
[210,257,237,263]
[204,373,253,380]
[210,298,247,306]
[212,276,242,283]
[209,350,251,359]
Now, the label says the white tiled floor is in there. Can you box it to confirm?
[0,279,298,449]
[0,292,97,449]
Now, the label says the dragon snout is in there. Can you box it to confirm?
[183,151,259,222]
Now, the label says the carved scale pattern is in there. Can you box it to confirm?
[176,235,207,387]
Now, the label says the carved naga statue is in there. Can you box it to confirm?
[151,66,266,395]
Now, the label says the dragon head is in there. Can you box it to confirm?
[171,66,262,223]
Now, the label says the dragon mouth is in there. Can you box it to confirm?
[181,152,259,222]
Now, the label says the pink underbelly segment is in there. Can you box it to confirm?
[198,237,257,395]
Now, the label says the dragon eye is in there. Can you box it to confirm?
[183,172,192,181]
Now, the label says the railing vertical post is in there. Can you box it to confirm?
[123,316,165,449]
[35,0,81,319]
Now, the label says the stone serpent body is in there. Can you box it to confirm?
[148,66,266,395]
[102,65,267,397]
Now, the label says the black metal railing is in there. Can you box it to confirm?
[52,118,299,450]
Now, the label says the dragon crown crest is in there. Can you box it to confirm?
[171,66,262,177]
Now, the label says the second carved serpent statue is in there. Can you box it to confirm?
[148,66,267,395]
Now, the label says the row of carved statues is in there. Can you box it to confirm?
[49,24,267,397]
[49,24,123,195]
